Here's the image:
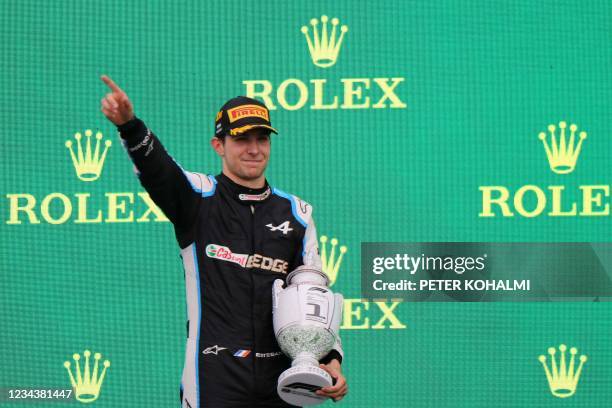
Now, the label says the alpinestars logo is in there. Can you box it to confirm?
[203,345,227,355]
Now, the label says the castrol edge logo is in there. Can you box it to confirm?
[227,105,270,123]
[205,244,288,273]
[206,244,248,266]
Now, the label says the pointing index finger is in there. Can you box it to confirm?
[101,75,123,94]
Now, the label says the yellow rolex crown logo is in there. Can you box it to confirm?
[64,349,111,403]
[538,121,587,174]
[320,235,347,286]
[538,344,587,398]
[301,15,348,68]
[65,129,112,182]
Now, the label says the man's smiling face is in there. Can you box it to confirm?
[212,128,271,187]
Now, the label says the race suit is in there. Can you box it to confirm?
[118,118,343,407]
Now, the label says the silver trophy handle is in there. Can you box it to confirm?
[331,293,344,337]
[272,279,284,310]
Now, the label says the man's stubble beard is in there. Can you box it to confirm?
[231,161,268,182]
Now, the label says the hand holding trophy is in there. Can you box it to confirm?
[272,265,344,406]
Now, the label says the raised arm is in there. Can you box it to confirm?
[99,75,213,244]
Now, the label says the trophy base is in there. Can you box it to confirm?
[277,365,332,406]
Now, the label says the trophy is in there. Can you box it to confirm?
[272,265,343,406]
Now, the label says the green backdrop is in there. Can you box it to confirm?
[1,0,611,406]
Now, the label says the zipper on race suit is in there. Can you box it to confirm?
[249,203,257,396]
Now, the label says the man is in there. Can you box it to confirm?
[99,75,347,407]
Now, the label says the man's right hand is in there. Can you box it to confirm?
[100,75,134,126]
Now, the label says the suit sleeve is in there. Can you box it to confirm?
[118,117,212,240]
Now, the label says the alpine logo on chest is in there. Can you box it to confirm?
[266,220,293,235]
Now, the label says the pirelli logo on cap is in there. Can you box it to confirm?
[227,104,269,123]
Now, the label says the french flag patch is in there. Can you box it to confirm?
[233,349,251,358]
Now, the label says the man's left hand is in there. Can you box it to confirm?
[316,360,348,402]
